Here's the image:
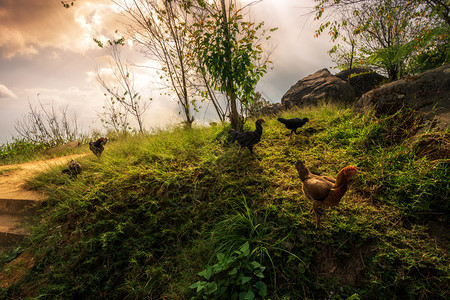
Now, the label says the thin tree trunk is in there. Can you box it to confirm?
[221,0,241,131]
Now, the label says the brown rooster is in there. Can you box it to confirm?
[229,119,265,159]
[89,137,108,157]
[295,160,357,226]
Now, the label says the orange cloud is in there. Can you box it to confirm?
[0,0,117,58]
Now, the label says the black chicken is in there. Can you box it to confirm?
[277,117,309,135]
[89,137,108,157]
[61,159,82,176]
[229,119,265,158]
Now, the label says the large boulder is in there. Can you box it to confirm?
[251,102,285,117]
[354,64,450,129]
[281,68,356,107]
[335,67,370,81]
[335,67,386,98]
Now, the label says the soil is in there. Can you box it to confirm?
[313,242,375,287]
[0,154,87,200]
[0,251,35,289]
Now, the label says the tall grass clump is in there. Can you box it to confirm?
[0,138,49,165]
[0,104,448,299]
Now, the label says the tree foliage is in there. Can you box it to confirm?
[112,0,197,126]
[187,0,276,130]
[313,0,449,79]
[95,38,151,133]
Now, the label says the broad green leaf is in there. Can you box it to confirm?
[255,281,268,297]
[228,267,238,276]
[198,267,213,280]
[239,290,255,300]
[189,281,206,292]
[239,242,250,256]
[249,261,261,269]
[241,276,251,284]
[205,282,218,295]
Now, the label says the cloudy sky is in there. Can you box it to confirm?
[0,0,334,143]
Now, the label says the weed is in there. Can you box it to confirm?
[190,242,267,299]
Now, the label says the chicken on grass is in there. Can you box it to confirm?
[295,160,356,226]
[229,119,265,159]
[277,117,309,136]
[61,159,82,176]
[89,137,108,157]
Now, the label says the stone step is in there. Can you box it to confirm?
[0,198,41,215]
[0,214,28,248]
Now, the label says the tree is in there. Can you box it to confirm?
[191,68,229,123]
[312,0,449,80]
[313,0,450,33]
[327,10,358,74]
[188,0,276,131]
[98,93,131,135]
[421,0,450,26]
[353,0,423,80]
[96,38,150,133]
[63,0,271,127]
[112,0,197,126]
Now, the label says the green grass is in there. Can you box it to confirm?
[0,139,48,165]
[0,138,90,166]
[0,104,448,299]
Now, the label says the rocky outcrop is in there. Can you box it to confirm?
[251,102,286,117]
[335,67,370,81]
[281,68,356,107]
[354,64,450,129]
[335,67,386,98]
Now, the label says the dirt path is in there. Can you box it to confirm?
[0,153,89,247]
[0,153,88,201]
[0,153,89,288]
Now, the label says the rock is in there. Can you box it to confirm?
[45,141,81,155]
[281,68,356,107]
[335,67,386,98]
[335,67,371,81]
[354,64,450,129]
[251,102,285,117]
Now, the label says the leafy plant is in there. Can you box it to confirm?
[190,242,267,300]
[188,0,277,130]
[314,0,449,79]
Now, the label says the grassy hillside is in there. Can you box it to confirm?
[0,104,448,299]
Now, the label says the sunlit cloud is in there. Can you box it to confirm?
[0,0,118,58]
[0,83,17,99]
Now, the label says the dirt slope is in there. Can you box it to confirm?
[0,154,88,201]
[0,153,89,289]
[0,153,88,244]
